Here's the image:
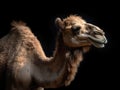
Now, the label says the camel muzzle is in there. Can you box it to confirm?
[84,23,107,48]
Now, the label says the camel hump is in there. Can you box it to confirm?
[11,21,26,27]
[11,21,31,32]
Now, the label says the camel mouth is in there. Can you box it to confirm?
[77,34,107,48]
[87,34,107,48]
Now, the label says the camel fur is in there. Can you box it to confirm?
[0,15,107,90]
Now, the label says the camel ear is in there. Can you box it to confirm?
[55,17,64,31]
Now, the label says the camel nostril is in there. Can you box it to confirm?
[72,26,81,35]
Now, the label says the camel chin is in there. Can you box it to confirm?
[75,33,107,48]
[63,33,107,48]
[86,34,107,48]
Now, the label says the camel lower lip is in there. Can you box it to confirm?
[87,35,107,44]
[77,34,107,45]
[88,35,107,48]
[88,39,105,48]
[79,34,107,48]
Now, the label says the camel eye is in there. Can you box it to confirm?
[72,26,81,35]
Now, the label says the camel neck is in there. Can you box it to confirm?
[32,33,68,88]
[32,33,83,88]
[50,33,83,86]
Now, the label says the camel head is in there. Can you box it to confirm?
[55,15,107,48]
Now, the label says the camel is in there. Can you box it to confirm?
[0,15,107,90]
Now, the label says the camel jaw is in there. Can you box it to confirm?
[78,34,107,48]
[87,34,107,48]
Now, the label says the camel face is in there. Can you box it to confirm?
[55,15,107,48]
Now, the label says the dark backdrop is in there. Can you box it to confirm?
[0,0,118,90]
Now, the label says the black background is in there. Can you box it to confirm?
[0,0,119,90]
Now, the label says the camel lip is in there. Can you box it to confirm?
[78,34,107,43]
[88,36,107,44]
[88,36,107,48]
[88,39,105,48]
[77,34,107,48]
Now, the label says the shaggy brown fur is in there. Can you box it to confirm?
[0,15,107,90]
